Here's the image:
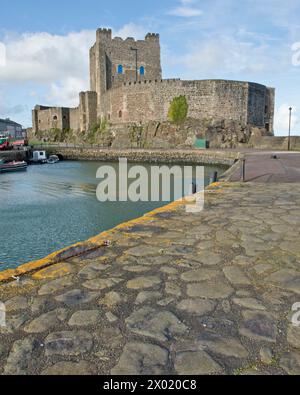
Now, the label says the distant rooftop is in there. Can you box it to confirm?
[0,118,22,127]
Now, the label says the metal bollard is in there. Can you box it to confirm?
[241,159,246,182]
[209,171,218,184]
[192,182,197,194]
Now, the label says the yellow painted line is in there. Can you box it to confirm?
[0,198,185,283]
[0,181,232,283]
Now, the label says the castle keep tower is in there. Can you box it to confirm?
[89,28,162,114]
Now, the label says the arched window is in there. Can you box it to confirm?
[119,110,122,118]
[140,66,145,76]
[117,65,123,74]
[53,115,58,121]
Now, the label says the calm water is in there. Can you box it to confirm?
[0,161,226,270]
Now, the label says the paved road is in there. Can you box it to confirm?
[1,182,300,375]
[228,152,300,183]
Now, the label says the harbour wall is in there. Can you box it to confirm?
[0,150,28,161]
[249,136,300,151]
[40,147,238,166]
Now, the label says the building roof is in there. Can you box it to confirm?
[0,118,22,127]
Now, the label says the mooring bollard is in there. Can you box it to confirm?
[241,159,246,182]
[192,182,197,194]
[0,302,6,328]
[210,171,218,184]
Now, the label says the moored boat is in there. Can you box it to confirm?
[0,159,28,173]
[47,155,60,164]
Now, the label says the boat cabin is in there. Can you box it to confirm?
[31,150,47,163]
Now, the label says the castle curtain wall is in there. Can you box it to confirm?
[100,79,274,130]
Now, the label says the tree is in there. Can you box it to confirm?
[168,95,188,123]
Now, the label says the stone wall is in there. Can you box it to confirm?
[100,79,274,131]
[90,28,162,109]
[69,107,80,132]
[43,147,236,166]
[249,135,300,151]
[79,91,97,132]
[32,106,71,135]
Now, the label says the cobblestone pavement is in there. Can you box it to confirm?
[228,152,300,183]
[1,182,300,375]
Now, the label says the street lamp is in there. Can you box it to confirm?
[288,107,292,151]
[130,47,138,82]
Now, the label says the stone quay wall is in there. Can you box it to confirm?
[249,136,300,151]
[43,147,237,166]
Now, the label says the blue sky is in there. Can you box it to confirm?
[0,0,300,135]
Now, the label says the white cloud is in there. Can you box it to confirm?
[113,23,148,40]
[274,104,299,135]
[166,35,288,79]
[168,0,203,18]
[47,77,89,107]
[0,42,6,67]
[0,30,94,85]
[169,7,203,17]
[0,23,148,109]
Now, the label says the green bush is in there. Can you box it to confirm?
[168,95,188,124]
[86,118,108,144]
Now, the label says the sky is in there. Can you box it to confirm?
[0,0,300,135]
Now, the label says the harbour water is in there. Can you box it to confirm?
[0,160,226,270]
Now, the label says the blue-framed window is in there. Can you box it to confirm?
[117,65,123,74]
[140,66,145,76]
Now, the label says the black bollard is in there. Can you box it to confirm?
[210,171,218,184]
[192,182,197,194]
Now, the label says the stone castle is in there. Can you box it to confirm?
[32,28,275,139]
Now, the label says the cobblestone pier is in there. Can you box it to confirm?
[1,179,300,375]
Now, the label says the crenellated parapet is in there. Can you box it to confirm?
[122,78,181,86]
[96,28,112,42]
[145,33,160,42]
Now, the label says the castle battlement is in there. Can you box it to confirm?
[96,28,112,41]
[122,78,181,87]
[95,29,160,45]
[145,33,160,42]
